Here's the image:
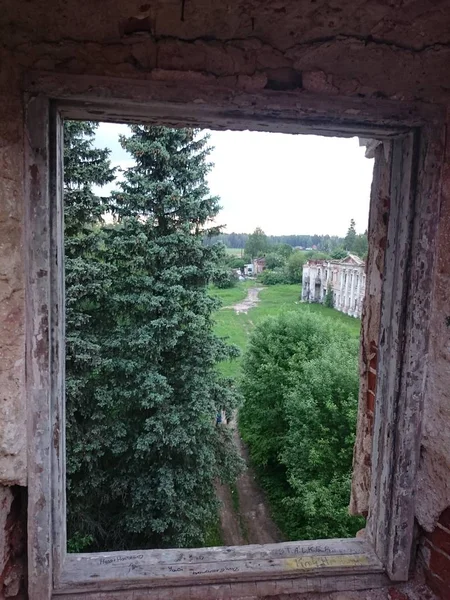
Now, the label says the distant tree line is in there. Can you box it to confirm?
[205,232,344,251]
[206,225,368,259]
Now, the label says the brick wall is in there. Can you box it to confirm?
[422,507,450,598]
[0,485,26,599]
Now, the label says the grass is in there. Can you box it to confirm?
[225,247,244,257]
[212,281,361,379]
[202,518,223,547]
[209,280,253,307]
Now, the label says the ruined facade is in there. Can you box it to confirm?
[302,254,366,318]
[1,1,450,599]
[252,257,266,275]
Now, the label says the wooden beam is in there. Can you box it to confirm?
[367,125,444,580]
[25,93,53,600]
[56,538,384,594]
[53,573,390,599]
[24,72,445,137]
[49,105,67,589]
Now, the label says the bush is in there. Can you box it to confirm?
[331,247,348,259]
[239,311,364,540]
[265,253,286,270]
[214,268,239,288]
[272,243,293,259]
[259,269,289,285]
[228,257,246,270]
[324,284,334,308]
[285,252,307,283]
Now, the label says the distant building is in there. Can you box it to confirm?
[302,254,366,318]
[244,263,253,276]
[252,257,266,275]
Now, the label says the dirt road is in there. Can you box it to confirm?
[216,417,283,545]
[216,286,284,546]
[224,286,265,314]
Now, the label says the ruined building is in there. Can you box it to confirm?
[302,255,366,318]
[1,1,450,599]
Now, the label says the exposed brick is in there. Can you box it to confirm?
[426,524,450,557]
[439,508,450,531]
[0,486,26,599]
[388,588,409,600]
[368,369,377,394]
[425,571,450,600]
[369,343,378,370]
[428,545,450,583]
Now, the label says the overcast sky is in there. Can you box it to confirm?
[94,123,374,237]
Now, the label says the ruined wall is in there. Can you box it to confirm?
[1,0,450,103]
[0,50,26,487]
[0,486,26,598]
[351,142,390,517]
[0,48,27,599]
[1,1,450,598]
[416,108,450,599]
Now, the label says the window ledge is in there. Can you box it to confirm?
[55,538,387,597]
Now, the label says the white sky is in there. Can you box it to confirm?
[94,123,374,237]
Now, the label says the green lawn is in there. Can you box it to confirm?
[212,282,361,379]
[225,247,244,257]
[209,280,253,307]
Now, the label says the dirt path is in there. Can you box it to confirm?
[214,480,245,546]
[224,286,265,314]
[216,287,284,546]
[216,418,284,545]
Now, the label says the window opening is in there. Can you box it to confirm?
[64,123,373,554]
[24,83,435,597]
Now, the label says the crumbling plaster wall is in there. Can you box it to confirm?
[0,52,26,486]
[416,108,450,531]
[1,1,450,597]
[1,0,450,102]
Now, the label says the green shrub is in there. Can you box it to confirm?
[324,284,334,308]
[265,253,286,270]
[285,252,306,283]
[228,257,246,270]
[239,311,364,540]
[214,269,239,288]
[331,247,348,259]
[259,269,289,285]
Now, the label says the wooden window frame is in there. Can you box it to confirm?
[23,72,444,600]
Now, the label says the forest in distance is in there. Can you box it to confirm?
[64,121,365,553]
[204,230,368,257]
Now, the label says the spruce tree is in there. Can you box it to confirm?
[64,121,117,552]
[65,124,242,552]
[344,218,357,251]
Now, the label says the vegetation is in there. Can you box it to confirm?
[206,224,368,260]
[65,123,243,552]
[244,227,269,259]
[64,121,365,550]
[206,232,348,253]
[239,311,364,539]
[213,284,303,379]
[343,218,368,258]
[325,283,334,308]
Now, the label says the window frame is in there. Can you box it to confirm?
[23,72,444,599]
